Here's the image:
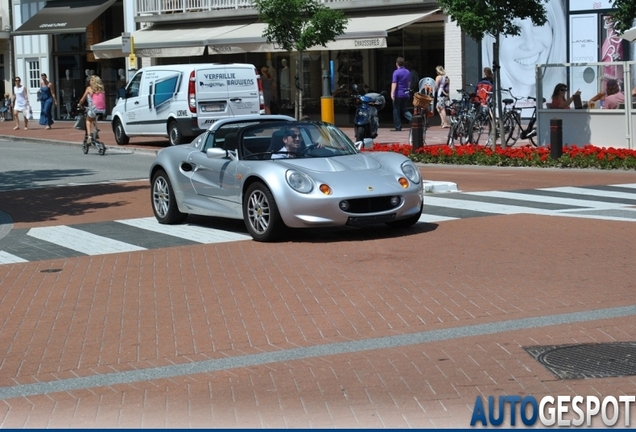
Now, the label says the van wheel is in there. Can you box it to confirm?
[168,121,182,146]
[113,118,129,145]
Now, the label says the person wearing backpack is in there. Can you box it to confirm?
[474,67,494,106]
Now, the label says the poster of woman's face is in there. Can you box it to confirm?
[481,0,567,105]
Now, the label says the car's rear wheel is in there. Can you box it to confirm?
[387,203,423,228]
[243,183,285,242]
[151,169,187,224]
[113,118,129,145]
[168,121,183,146]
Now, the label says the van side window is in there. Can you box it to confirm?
[126,73,142,98]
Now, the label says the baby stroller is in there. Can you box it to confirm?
[75,105,106,156]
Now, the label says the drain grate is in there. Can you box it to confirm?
[524,341,636,379]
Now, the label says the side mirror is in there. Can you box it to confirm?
[207,147,238,161]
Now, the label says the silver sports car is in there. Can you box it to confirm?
[150,115,423,241]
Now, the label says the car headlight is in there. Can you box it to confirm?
[401,162,421,184]
[285,170,314,193]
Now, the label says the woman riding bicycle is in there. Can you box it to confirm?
[78,75,106,144]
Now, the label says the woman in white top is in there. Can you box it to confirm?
[12,77,29,130]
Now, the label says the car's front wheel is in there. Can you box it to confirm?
[387,203,423,228]
[151,169,187,224]
[243,183,285,241]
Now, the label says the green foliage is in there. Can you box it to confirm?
[253,0,348,52]
[610,0,636,33]
[436,0,547,41]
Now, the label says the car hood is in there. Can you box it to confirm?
[274,154,383,172]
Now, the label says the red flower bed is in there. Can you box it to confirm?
[365,143,636,169]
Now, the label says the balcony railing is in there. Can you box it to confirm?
[137,0,351,15]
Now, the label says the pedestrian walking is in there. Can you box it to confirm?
[39,73,58,129]
[435,65,450,128]
[391,57,412,131]
[12,77,29,130]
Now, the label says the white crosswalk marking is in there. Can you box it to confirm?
[2,183,636,265]
[27,226,146,255]
[0,251,28,264]
[116,217,251,243]
[542,186,636,200]
[424,196,556,216]
[465,190,627,209]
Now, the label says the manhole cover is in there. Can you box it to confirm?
[524,342,636,379]
[40,268,62,273]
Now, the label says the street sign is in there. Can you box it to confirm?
[122,32,132,54]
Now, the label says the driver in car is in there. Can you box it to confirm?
[271,128,301,159]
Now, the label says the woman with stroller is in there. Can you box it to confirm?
[78,75,106,144]
[39,73,58,129]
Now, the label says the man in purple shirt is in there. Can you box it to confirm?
[391,57,412,131]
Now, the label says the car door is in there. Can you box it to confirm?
[188,127,241,215]
[121,71,147,134]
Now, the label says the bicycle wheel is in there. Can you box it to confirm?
[446,122,459,148]
[469,114,491,146]
[504,112,521,147]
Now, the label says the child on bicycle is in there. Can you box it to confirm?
[0,93,11,121]
[77,75,106,144]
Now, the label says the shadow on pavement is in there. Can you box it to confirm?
[0,182,148,224]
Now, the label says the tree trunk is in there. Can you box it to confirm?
[298,51,304,120]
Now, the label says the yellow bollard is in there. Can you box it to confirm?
[321,96,335,124]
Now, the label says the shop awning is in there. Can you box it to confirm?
[207,10,440,54]
[92,9,440,58]
[13,0,117,36]
[91,23,249,59]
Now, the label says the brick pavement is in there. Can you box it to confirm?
[1,122,636,427]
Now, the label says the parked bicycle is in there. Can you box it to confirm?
[446,88,478,148]
[500,89,541,147]
[467,86,494,146]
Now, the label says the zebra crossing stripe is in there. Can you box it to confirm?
[27,226,146,255]
[543,186,636,200]
[424,196,557,216]
[0,251,28,264]
[466,190,627,209]
[418,214,459,223]
[116,217,251,244]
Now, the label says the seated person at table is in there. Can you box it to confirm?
[550,83,581,109]
[589,79,625,109]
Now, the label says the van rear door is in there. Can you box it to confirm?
[196,64,262,129]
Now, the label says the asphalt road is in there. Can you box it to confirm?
[0,138,154,192]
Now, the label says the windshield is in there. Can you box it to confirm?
[240,122,359,160]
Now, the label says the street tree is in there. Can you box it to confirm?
[254,0,348,119]
[437,0,547,149]
[610,0,636,33]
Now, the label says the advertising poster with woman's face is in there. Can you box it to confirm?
[481,0,567,108]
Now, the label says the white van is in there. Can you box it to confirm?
[111,63,264,146]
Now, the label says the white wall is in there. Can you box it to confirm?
[13,0,49,115]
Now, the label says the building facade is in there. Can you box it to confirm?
[10,0,632,125]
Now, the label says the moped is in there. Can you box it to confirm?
[352,84,386,146]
